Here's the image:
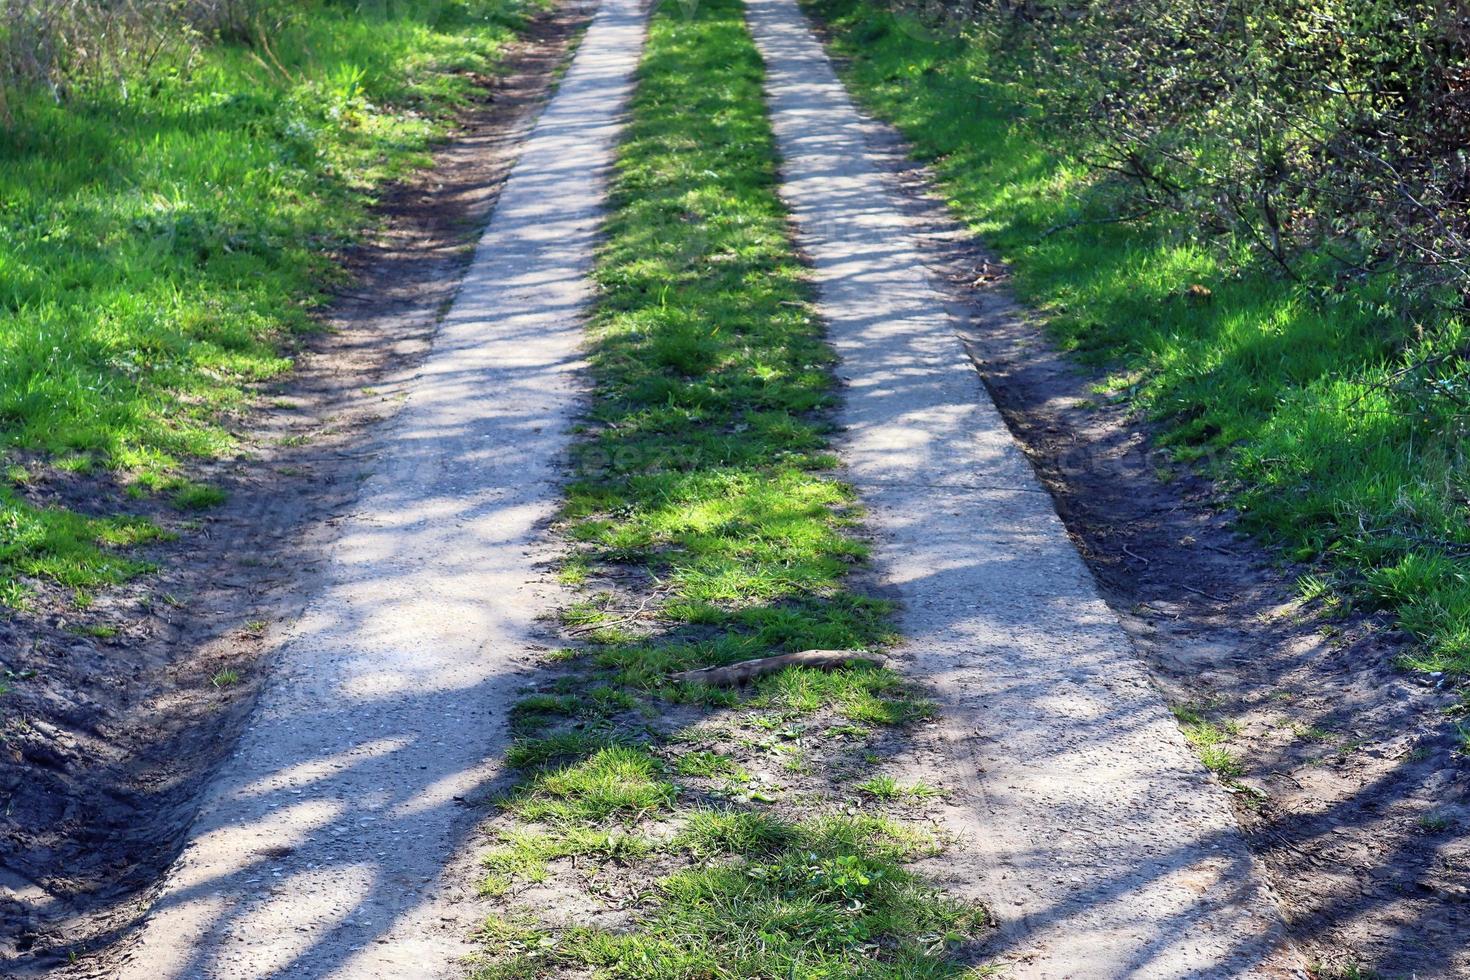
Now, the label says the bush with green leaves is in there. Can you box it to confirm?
[927,0,1470,325]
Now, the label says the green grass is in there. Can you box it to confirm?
[210,668,242,688]
[673,749,742,777]
[474,0,989,974]
[504,745,678,824]
[858,775,940,802]
[0,488,168,594]
[1172,705,1246,779]
[807,0,1470,684]
[0,0,541,599]
[170,482,228,511]
[481,826,653,895]
[1418,813,1453,833]
[475,814,984,979]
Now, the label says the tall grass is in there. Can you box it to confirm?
[0,0,539,598]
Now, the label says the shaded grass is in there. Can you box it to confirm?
[474,0,988,975]
[0,0,541,598]
[1171,705,1245,780]
[807,0,1470,683]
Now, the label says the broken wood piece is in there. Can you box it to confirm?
[670,649,884,686]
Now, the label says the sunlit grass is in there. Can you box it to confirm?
[0,0,541,597]
[475,0,988,974]
[475,812,985,979]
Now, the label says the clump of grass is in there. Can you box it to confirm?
[858,775,940,802]
[1172,705,1245,778]
[1417,813,1453,833]
[170,482,228,512]
[1297,574,1335,604]
[210,668,242,688]
[504,745,676,825]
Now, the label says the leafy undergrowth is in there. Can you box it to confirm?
[807,0,1470,685]
[0,0,540,600]
[470,0,990,975]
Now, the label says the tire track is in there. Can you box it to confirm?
[78,1,649,975]
[745,0,1301,973]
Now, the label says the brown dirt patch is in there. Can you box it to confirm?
[0,3,591,970]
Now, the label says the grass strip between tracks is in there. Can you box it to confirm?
[470,0,992,975]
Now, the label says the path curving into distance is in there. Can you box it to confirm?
[97,1,648,975]
[744,0,1300,974]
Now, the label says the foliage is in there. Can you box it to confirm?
[943,0,1470,325]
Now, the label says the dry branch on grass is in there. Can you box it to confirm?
[670,649,885,686]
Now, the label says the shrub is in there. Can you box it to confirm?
[0,0,292,118]
[923,0,1470,327]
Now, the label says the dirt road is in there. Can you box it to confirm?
[51,0,1314,973]
[75,1,648,975]
[745,0,1299,972]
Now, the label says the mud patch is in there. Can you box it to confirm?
[0,3,591,970]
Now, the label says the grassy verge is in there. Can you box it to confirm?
[0,0,541,601]
[470,0,990,975]
[806,0,1470,686]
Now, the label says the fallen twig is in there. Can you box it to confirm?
[670,649,884,686]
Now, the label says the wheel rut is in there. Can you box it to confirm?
[65,0,650,975]
[744,0,1301,973]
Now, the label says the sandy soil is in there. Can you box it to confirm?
[0,3,594,972]
[804,5,1470,975]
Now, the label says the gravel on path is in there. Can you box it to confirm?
[95,1,648,975]
[745,0,1301,973]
